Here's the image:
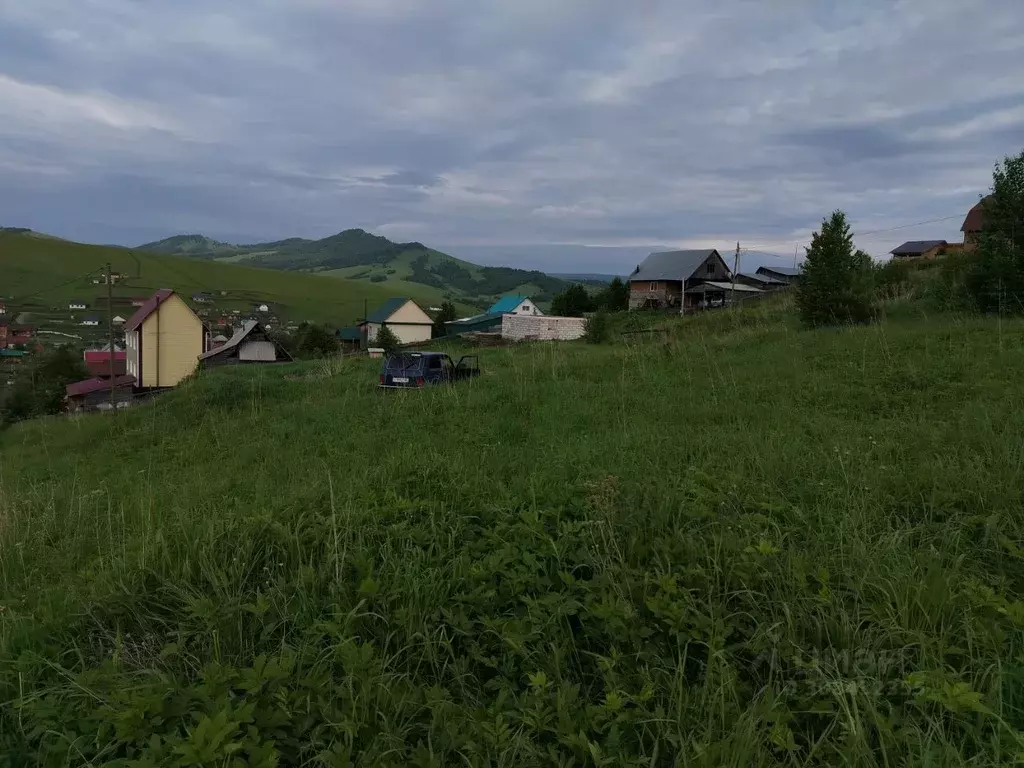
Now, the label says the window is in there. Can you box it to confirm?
[521,305,529,312]
[650,282,658,291]
[706,262,715,275]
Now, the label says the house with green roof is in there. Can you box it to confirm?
[487,294,543,317]
[359,297,433,347]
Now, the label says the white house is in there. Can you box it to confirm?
[81,315,100,327]
[69,300,87,311]
[256,303,270,313]
[112,315,126,325]
[488,294,543,316]
[360,297,433,346]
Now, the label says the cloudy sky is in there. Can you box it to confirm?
[1,0,1021,271]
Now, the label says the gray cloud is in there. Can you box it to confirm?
[0,0,1021,271]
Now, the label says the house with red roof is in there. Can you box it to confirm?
[124,289,205,388]
[66,375,135,413]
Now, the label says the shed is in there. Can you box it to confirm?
[66,375,135,413]
[198,320,293,367]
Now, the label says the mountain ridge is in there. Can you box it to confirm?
[137,229,570,306]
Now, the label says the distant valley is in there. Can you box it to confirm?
[139,230,571,307]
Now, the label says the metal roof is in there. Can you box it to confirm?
[685,281,763,294]
[365,297,413,324]
[337,326,362,341]
[631,250,724,282]
[757,266,801,277]
[488,295,529,314]
[890,240,947,255]
[737,272,785,285]
[124,289,174,331]
[66,375,135,397]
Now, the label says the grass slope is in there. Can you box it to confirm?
[140,229,568,307]
[0,231,474,326]
[2,302,1024,764]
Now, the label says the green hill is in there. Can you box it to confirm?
[0,230,478,330]
[138,229,570,307]
[2,297,1023,764]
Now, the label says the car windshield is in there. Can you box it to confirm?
[384,354,424,374]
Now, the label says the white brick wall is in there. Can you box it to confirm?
[501,314,586,341]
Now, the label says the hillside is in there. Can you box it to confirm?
[139,229,570,306]
[3,299,1024,764]
[0,230,477,333]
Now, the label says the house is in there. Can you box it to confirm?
[130,297,148,308]
[0,302,6,315]
[255,303,270,313]
[198,320,292,367]
[123,289,205,388]
[735,272,788,290]
[890,240,948,260]
[628,249,732,310]
[360,298,433,346]
[84,348,127,365]
[192,292,213,304]
[69,300,87,311]
[961,195,993,247]
[86,358,128,377]
[80,315,101,327]
[488,295,543,316]
[337,326,364,352]
[756,266,802,285]
[112,315,126,325]
[65,375,135,413]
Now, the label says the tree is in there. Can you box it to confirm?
[1,345,88,426]
[432,301,457,338]
[584,309,611,344]
[796,210,874,328]
[596,277,630,311]
[550,284,595,317]
[295,324,339,359]
[966,150,1024,313]
[374,325,401,355]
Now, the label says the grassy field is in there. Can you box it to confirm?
[2,299,1024,765]
[0,232,476,326]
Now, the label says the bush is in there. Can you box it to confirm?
[432,301,457,338]
[583,310,611,343]
[796,210,874,327]
[369,274,387,283]
[294,323,339,359]
[965,150,1024,313]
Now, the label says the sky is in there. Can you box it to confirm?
[0,0,1022,273]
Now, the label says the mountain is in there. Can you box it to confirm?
[0,229,476,328]
[138,229,570,306]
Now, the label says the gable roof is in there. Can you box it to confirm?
[890,240,947,255]
[364,297,413,324]
[630,250,726,282]
[757,266,802,277]
[337,326,363,341]
[488,294,530,314]
[962,195,992,233]
[84,349,126,364]
[66,375,135,397]
[198,319,293,361]
[124,289,175,332]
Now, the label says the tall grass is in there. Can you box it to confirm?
[2,311,1024,765]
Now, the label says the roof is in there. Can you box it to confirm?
[198,319,292,361]
[82,315,100,322]
[757,266,801,277]
[685,281,763,294]
[630,250,724,282]
[69,299,87,305]
[365,297,416,324]
[0,349,26,358]
[488,295,530,314]
[86,359,127,377]
[890,240,947,255]
[212,334,229,343]
[84,350,126,363]
[66,375,135,397]
[737,272,786,286]
[962,195,992,233]
[124,289,174,332]
[337,326,363,341]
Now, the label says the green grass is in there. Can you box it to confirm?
[0,232,468,326]
[2,302,1024,765]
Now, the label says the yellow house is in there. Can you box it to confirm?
[124,289,205,388]
[361,297,433,346]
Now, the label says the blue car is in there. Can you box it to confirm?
[379,352,481,389]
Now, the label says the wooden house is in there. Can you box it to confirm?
[124,289,205,389]
[961,195,993,247]
[628,249,732,310]
[360,298,433,346]
[198,320,292,367]
[890,240,947,260]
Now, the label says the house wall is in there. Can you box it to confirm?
[628,280,683,309]
[501,314,585,341]
[508,299,543,316]
[239,340,277,361]
[366,321,433,345]
[139,294,203,387]
[70,387,133,413]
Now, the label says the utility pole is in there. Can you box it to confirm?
[363,297,368,351]
[106,263,116,408]
[731,241,740,309]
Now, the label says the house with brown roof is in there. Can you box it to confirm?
[124,289,205,388]
[962,195,993,247]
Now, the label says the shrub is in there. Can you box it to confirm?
[796,210,874,327]
[584,309,611,343]
[369,274,387,283]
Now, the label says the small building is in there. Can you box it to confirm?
[628,249,732,310]
[81,315,101,327]
[84,346,125,364]
[112,315,126,325]
[445,312,504,337]
[69,300,87,310]
[124,289,205,388]
[337,326,363,352]
[488,294,543,316]
[198,320,293,368]
[255,303,270,313]
[756,266,802,285]
[890,240,948,260]
[0,302,6,315]
[961,195,993,247]
[210,334,229,348]
[360,298,433,346]
[192,292,213,304]
[130,297,148,307]
[735,272,788,290]
[66,375,135,413]
[86,358,128,377]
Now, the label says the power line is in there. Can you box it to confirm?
[740,212,965,253]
